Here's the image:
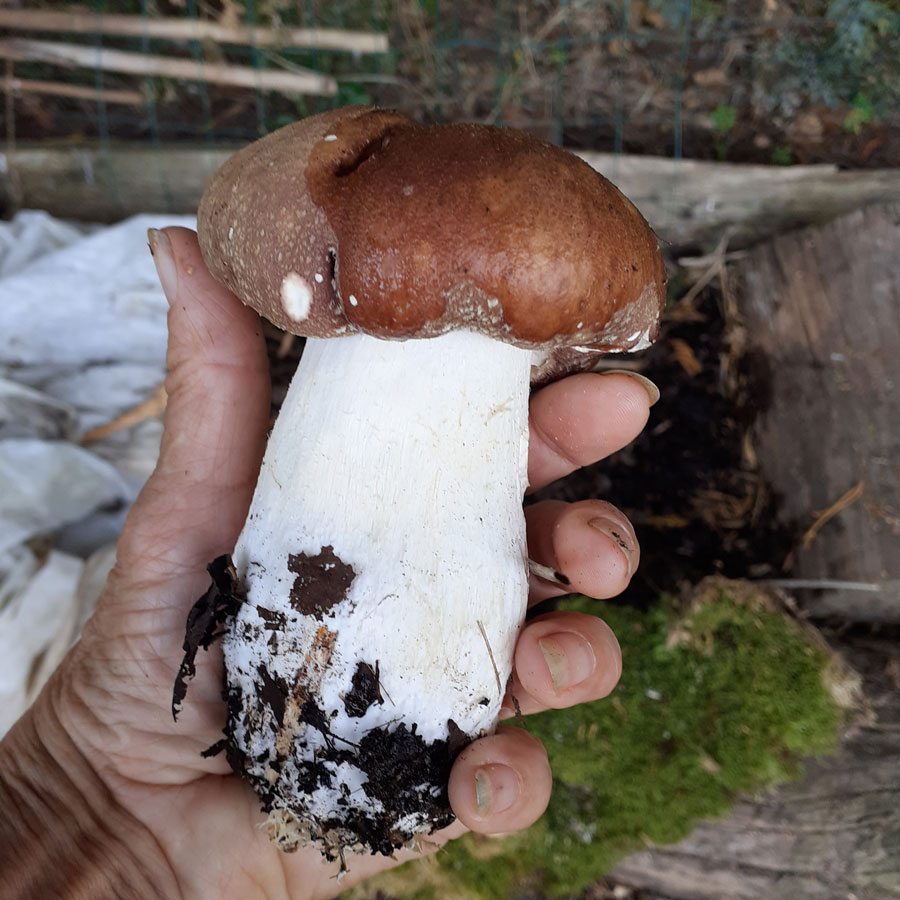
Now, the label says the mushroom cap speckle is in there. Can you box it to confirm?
[198,106,666,375]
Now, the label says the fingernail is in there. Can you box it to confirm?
[589,516,635,580]
[474,764,519,817]
[602,369,660,406]
[538,633,596,692]
[147,228,177,303]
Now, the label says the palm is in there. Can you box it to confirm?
[50,228,650,899]
[67,511,406,897]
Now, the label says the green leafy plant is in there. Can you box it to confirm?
[350,582,847,900]
[649,0,725,27]
[548,46,568,68]
[766,1,900,117]
[770,144,793,165]
[417,0,439,20]
[711,103,737,132]
[843,92,875,133]
[711,104,737,160]
[335,79,373,107]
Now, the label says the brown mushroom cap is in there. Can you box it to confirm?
[198,106,666,374]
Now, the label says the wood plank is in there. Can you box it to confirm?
[734,203,900,622]
[3,143,900,246]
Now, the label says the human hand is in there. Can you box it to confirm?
[0,227,651,899]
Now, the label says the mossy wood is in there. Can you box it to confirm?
[735,202,900,622]
[610,630,899,900]
[346,581,851,900]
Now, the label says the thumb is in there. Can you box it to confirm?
[114,227,270,588]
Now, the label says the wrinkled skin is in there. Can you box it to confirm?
[0,228,652,900]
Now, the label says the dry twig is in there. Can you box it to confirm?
[671,337,703,376]
[276,332,296,359]
[762,578,881,592]
[0,10,388,54]
[1,77,142,105]
[801,481,865,550]
[673,228,741,316]
[80,384,168,443]
[0,39,337,96]
[476,619,503,698]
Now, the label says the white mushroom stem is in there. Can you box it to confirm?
[224,329,537,852]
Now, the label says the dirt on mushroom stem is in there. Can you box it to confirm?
[203,330,536,859]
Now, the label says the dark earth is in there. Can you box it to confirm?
[172,553,244,720]
[344,661,384,719]
[534,288,794,610]
[288,545,358,619]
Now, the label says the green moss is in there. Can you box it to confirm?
[349,583,844,900]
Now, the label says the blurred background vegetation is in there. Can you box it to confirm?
[4,0,899,168]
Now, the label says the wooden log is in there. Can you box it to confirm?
[3,143,900,246]
[610,633,900,900]
[733,202,900,622]
[0,38,337,96]
[2,77,143,105]
[0,145,233,223]
[0,10,389,54]
[577,151,900,250]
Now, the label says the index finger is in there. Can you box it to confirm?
[527,372,655,492]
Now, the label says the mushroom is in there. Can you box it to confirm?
[185,106,665,862]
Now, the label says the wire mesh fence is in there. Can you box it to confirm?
[2,0,898,216]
